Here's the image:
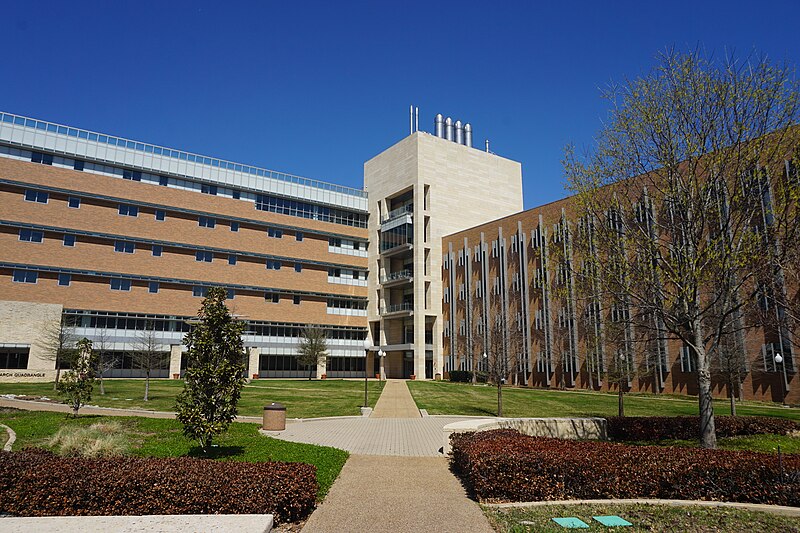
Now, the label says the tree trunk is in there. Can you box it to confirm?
[497,381,503,417]
[309,365,313,380]
[693,323,717,449]
[99,373,105,395]
[144,370,150,401]
[729,380,737,417]
[53,359,61,391]
[618,383,625,417]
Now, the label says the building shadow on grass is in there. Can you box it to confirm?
[187,445,246,459]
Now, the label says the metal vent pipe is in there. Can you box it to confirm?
[464,123,472,147]
[454,120,464,144]
[445,117,454,141]
[434,114,444,138]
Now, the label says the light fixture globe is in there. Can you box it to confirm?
[775,353,783,364]
[363,338,372,350]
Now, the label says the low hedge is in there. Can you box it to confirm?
[448,370,487,383]
[0,449,317,522]
[606,416,800,442]
[450,429,800,505]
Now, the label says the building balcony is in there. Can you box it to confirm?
[380,269,413,287]
[379,239,413,258]
[381,204,413,224]
[381,302,414,317]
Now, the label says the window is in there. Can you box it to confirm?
[328,268,341,277]
[110,278,131,291]
[198,216,216,228]
[63,234,76,247]
[353,241,360,251]
[149,281,159,294]
[226,288,235,300]
[230,221,239,232]
[266,292,279,303]
[192,286,208,297]
[19,229,43,243]
[155,210,166,221]
[0,347,29,369]
[152,245,162,257]
[201,184,218,195]
[233,190,241,200]
[118,204,138,217]
[295,263,302,273]
[268,228,283,238]
[293,295,301,305]
[195,251,213,262]
[73,160,84,171]
[68,196,81,208]
[24,190,48,203]
[58,273,71,286]
[12,270,37,283]
[296,232,303,242]
[329,237,341,247]
[31,152,53,165]
[228,255,237,265]
[266,260,281,270]
[159,176,169,186]
[123,170,142,181]
[114,240,135,253]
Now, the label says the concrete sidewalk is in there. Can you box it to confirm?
[370,379,420,418]
[301,455,493,533]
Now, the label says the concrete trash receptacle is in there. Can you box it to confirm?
[263,402,286,431]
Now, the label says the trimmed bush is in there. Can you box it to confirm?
[448,370,488,383]
[606,416,800,442]
[0,449,317,522]
[450,429,800,505]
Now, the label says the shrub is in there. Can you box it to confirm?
[450,429,800,505]
[0,449,317,523]
[606,416,800,442]
[448,370,488,383]
[46,422,127,457]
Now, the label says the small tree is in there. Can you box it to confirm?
[93,328,119,396]
[176,287,246,453]
[132,321,169,401]
[56,338,96,417]
[38,311,78,390]
[296,327,328,380]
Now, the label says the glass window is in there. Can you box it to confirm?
[155,210,166,221]
[58,273,71,286]
[149,282,159,294]
[266,260,281,270]
[68,196,81,208]
[295,263,302,273]
[118,204,139,217]
[195,251,212,262]
[228,255,237,265]
[12,270,38,283]
[63,234,76,247]
[296,232,304,242]
[31,152,53,165]
[266,293,279,303]
[24,190,48,203]
[201,184,218,195]
[73,160,84,171]
[293,295,301,305]
[152,245,162,257]
[110,278,131,291]
[159,176,168,186]
[123,170,142,181]
[233,190,241,200]
[230,221,239,232]
[226,288,235,300]
[198,216,216,228]
[193,286,208,297]
[19,229,43,243]
[114,240,135,253]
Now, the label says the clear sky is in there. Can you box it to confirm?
[2,1,799,208]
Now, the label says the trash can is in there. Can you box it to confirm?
[263,402,286,431]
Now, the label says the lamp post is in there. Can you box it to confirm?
[775,353,785,405]
[363,338,372,407]
[378,349,386,381]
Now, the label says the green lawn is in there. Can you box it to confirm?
[0,378,385,419]
[407,381,800,421]
[484,503,800,532]
[0,408,347,500]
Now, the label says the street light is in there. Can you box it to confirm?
[377,349,386,381]
[363,338,372,407]
[775,353,785,405]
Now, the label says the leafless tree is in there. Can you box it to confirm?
[93,328,119,395]
[37,311,78,390]
[132,322,169,401]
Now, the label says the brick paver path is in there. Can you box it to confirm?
[370,379,421,418]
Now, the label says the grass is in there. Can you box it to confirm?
[47,420,127,457]
[0,378,386,418]
[483,503,800,532]
[626,433,800,454]
[407,381,800,421]
[0,408,348,500]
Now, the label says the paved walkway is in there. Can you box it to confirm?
[370,379,421,418]
[301,455,493,533]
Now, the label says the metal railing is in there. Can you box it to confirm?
[381,204,413,223]
[381,302,414,314]
[380,269,413,283]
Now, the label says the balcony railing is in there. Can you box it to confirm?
[382,204,413,223]
[380,236,413,253]
[381,302,414,315]
[381,269,413,284]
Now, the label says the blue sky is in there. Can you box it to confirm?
[2,1,799,208]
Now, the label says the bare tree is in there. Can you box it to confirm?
[296,327,328,380]
[565,49,800,447]
[132,322,169,401]
[37,311,78,390]
[93,328,119,395]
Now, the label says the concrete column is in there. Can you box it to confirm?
[316,358,327,379]
[248,346,261,378]
[169,345,182,379]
